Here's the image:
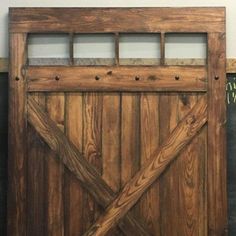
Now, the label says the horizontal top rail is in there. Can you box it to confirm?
[26,65,207,92]
[9,7,225,33]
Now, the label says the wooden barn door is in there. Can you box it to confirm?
[8,8,227,236]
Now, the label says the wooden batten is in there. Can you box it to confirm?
[9,7,225,33]
[26,65,207,92]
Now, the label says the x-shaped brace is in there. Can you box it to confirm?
[28,95,207,236]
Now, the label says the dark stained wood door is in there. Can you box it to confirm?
[8,8,227,236]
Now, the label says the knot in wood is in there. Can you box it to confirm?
[186,115,196,125]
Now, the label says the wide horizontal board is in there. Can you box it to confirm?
[9,7,225,33]
[26,66,207,92]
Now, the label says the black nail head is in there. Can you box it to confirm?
[95,76,100,80]
[55,75,60,81]
[215,76,219,80]
[135,76,140,81]
[175,76,180,80]
[15,76,20,81]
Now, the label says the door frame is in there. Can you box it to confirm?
[8,7,227,235]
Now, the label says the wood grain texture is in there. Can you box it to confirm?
[26,66,207,92]
[207,33,228,236]
[45,93,65,236]
[64,93,83,236]
[121,93,141,226]
[139,93,160,235]
[27,96,151,236]
[82,93,103,231]
[102,93,121,192]
[102,93,121,235]
[9,7,228,235]
[9,7,225,33]
[159,94,180,235]
[177,94,207,235]
[27,93,46,236]
[84,96,207,236]
[8,33,27,236]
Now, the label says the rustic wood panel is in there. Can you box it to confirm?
[84,96,207,236]
[82,92,103,231]
[27,95,150,236]
[159,94,180,235]
[139,93,160,234]
[207,33,228,235]
[121,93,141,224]
[159,94,207,235]
[102,93,120,192]
[45,93,65,235]
[177,95,207,235]
[64,93,83,236]
[27,93,46,236]
[9,7,227,236]
[102,93,121,235]
[9,7,225,33]
[8,33,27,236]
[26,66,207,92]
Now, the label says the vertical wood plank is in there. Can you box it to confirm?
[159,94,179,236]
[115,33,120,66]
[102,93,120,192]
[64,93,83,236]
[177,94,207,235]
[160,33,165,65]
[45,93,65,236]
[139,93,160,235]
[207,32,228,236]
[121,93,140,216]
[8,33,27,236]
[102,92,121,235]
[69,33,74,65]
[83,92,103,232]
[27,93,46,236]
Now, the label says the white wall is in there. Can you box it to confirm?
[1,0,236,58]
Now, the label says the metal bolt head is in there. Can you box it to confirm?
[215,76,219,80]
[175,76,180,80]
[55,75,60,81]
[135,76,140,81]
[15,76,20,81]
